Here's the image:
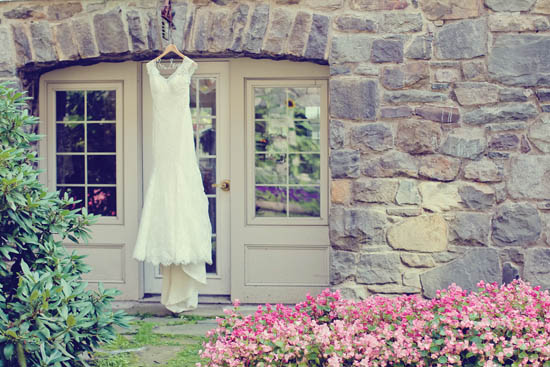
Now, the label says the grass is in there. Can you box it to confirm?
[89,316,214,366]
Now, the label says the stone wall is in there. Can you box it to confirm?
[0,0,549,299]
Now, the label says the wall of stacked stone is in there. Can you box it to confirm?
[0,0,549,299]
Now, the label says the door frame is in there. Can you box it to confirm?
[140,60,231,295]
[38,62,142,300]
[229,58,330,303]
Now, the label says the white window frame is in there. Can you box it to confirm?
[245,78,329,226]
[45,82,124,225]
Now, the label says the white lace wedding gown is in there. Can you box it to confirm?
[133,57,212,312]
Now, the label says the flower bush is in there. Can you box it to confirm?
[199,280,550,367]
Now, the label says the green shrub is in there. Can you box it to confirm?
[0,83,131,367]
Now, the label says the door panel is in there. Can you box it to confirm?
[39,62,141,300]
[230,59,330,303]
[142,61,230,295]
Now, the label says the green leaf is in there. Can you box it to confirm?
[66,314,76,328]
[438,356,448,364]
[3,343,14,360]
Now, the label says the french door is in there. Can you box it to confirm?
[141,61,230,295]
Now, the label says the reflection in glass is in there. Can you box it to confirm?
[289,153,320,184]
[199,78,216,115]
[189,79,197,112]
[289,187,320,217]
[289,87,321,120]
[289,120,320,152]
[206,236,217,274]
[255,153,287,185]
[208,197,216,234]
[56,155,84,184]
[87,155,116,184]
[254,88,287,120]
[199,121,216,156]
[255,119,289,152]
[57,186,86,211]
[56,123,84,152]
[87,123,116,152]
[199,158,216,195]
[255,186,287,217]
[87,90,116,120]
[87,187,116,216]
[56,91,84,121]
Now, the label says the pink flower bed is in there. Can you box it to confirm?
[199,280,550,367]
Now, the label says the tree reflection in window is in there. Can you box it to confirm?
[254,87,322,218]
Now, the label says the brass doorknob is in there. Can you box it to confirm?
[212,179,230,191]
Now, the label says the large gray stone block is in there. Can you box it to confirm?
[304,14,330,60]
[0,27,15,76]
[524,248,550,290]
[330,79,378,120]
[351,123,393,152]
[450,212,491,246]
[330,149,360,178]
[508,155,550,199]
[405,34,432,60]
[329,208,387,251]
[242,3,269,53]
[330,34,372,63]
[439,132,486,159]
[435,19,487,60]
[357,253,401,284]
[462,103,538,125]
[489,35,550,86]
[30,22,56,63]
[492,203,542,247]
[420,248,502,298]
[331,250,358,284]
[363,151,419,178]
[127,10,147,52]
[93,8,129,55]
[485,0,536,12]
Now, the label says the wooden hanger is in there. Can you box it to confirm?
[153,44,186,63]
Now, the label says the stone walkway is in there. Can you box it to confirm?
[92,302,260,366]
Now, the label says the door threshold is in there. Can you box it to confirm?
[141,294,232,304]
[113,295,261,317]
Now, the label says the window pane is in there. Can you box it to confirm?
[206,236,217,274]
[56,123,84,152]
[289,153,320,185]
[254,87,288,120]
[190,79,197,115]
[289,187,320,217]
[255,119,289,153]
[199,158,216,195]
[87,123,116,152]
[208,197,216,234]
[289,87,321,120]
[289,120,320,153]
[87,90,116,121]
[255,153,287,185]
[88,187,116,216]
[56,155,84,184]
[198,78,216,116]
[56,91,84,121]
[198,119,216,156]
[255,186,287,217]
[87,155,116,184]
[58,186,85,211]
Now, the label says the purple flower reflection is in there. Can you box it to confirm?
[289,187,320,202]
[255,186,287,217]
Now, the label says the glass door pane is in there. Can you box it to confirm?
[191,77,218,274]
[253,86,322,219]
